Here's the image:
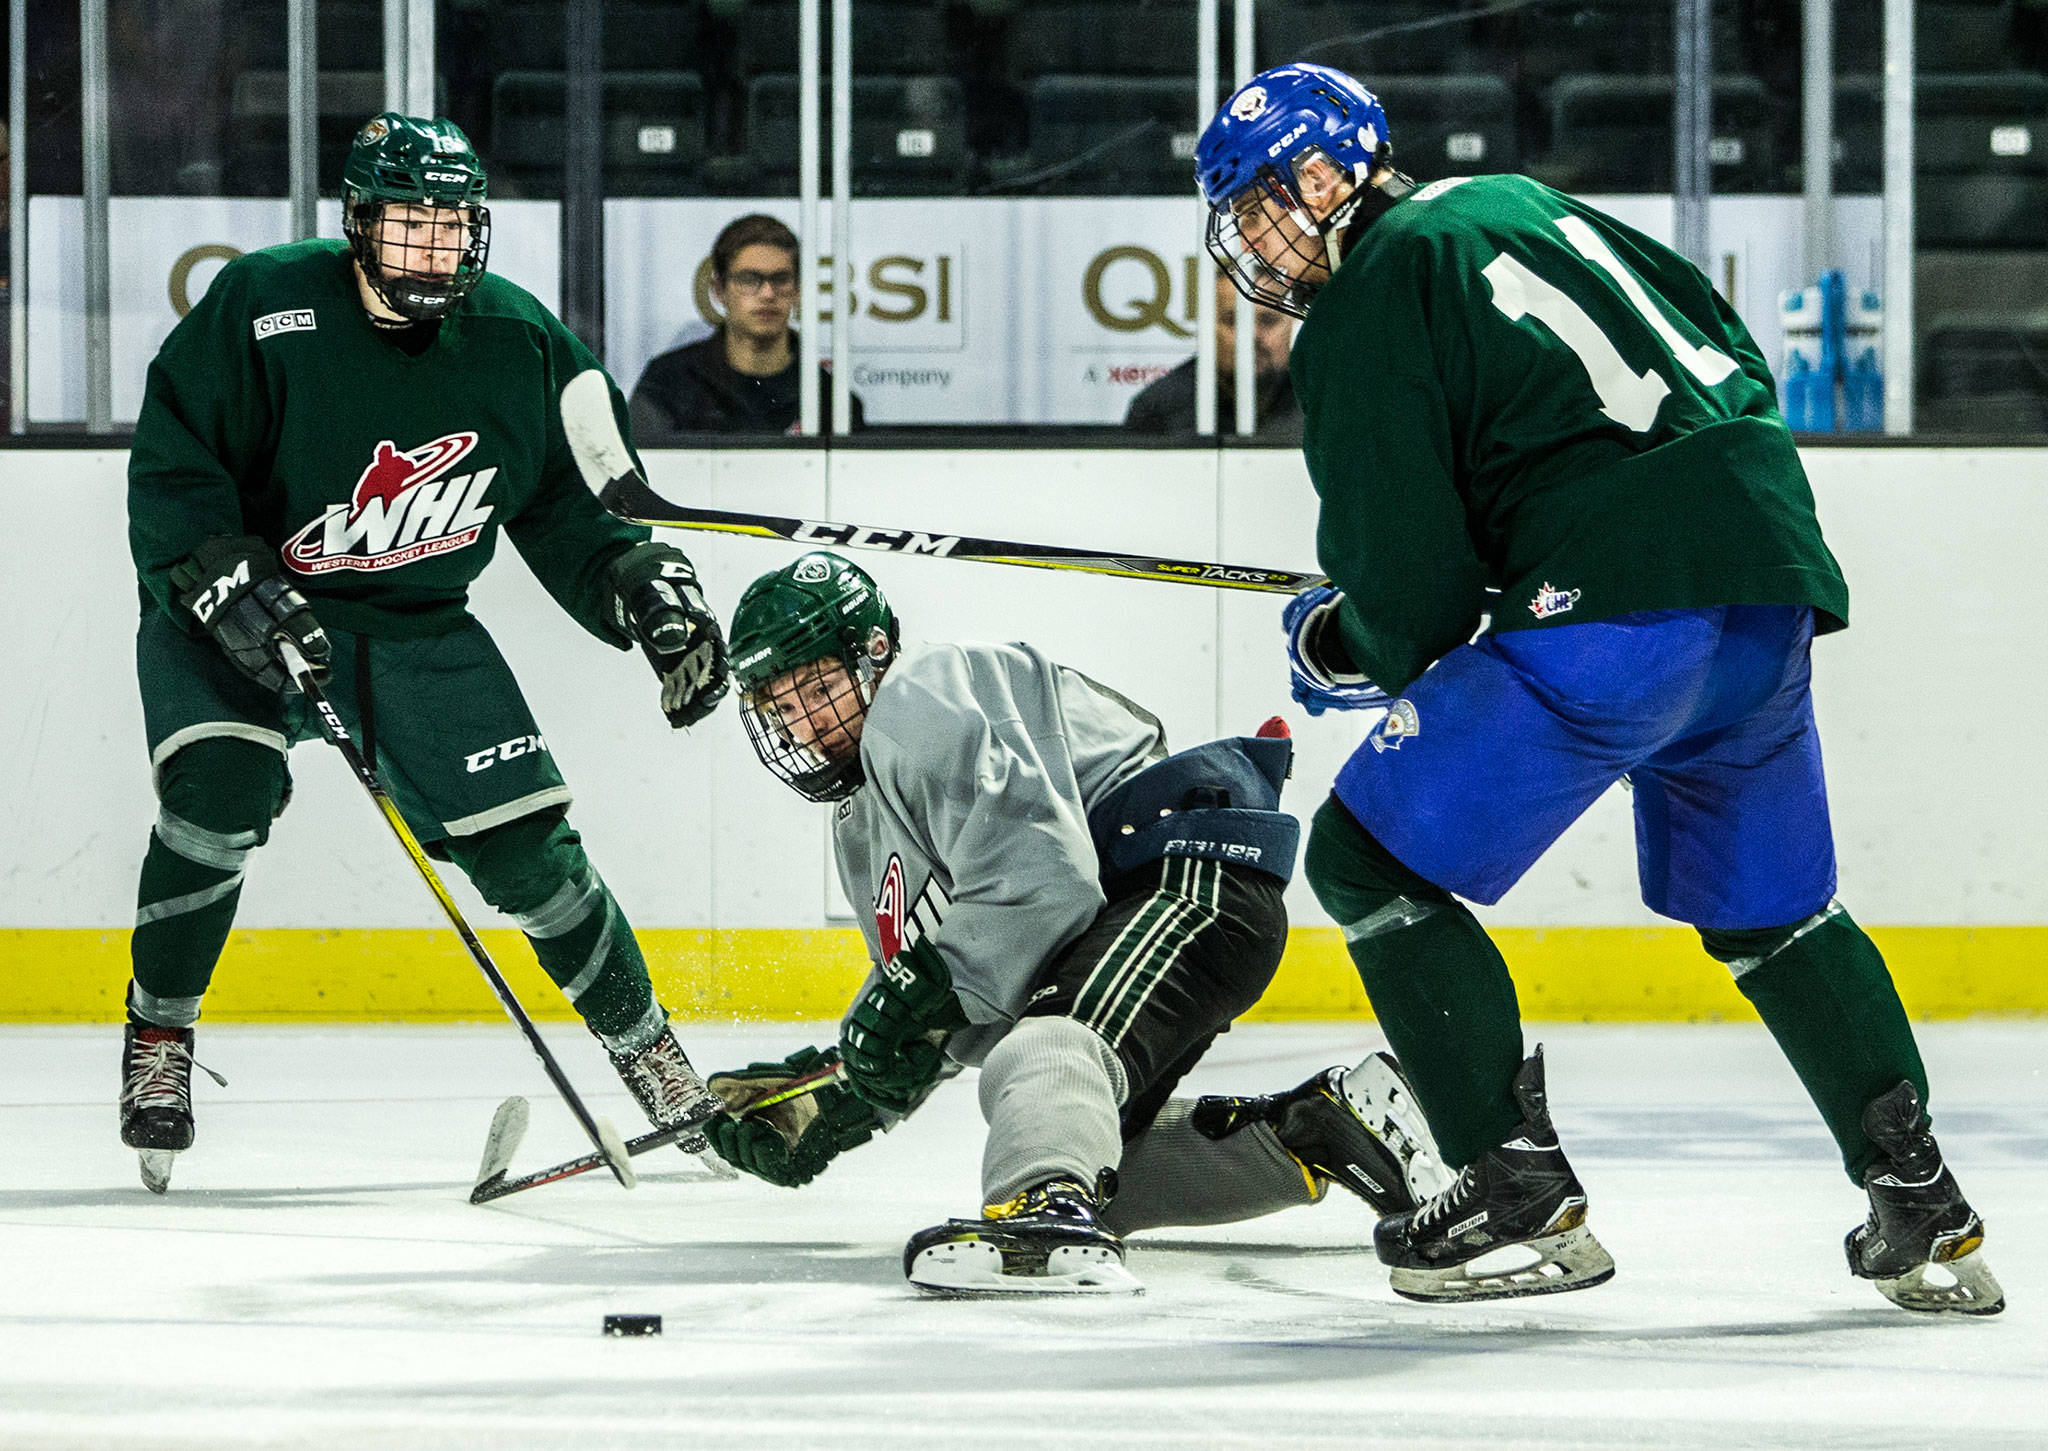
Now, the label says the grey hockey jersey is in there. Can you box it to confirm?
[832,641,1167,1068]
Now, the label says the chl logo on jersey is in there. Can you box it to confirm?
[874,853,951,963]
[283,432,496,575]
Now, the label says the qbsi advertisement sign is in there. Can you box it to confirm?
[27,195,1214,426]
[604,196,1218,425]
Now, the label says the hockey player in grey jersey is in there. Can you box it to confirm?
[705,552,1450,1294]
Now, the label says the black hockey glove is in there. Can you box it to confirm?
[839,937,969,1116]
[705,1045,880,1188]
[169,536,331,694]
[608,542,730,728]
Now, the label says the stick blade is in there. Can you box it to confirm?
[472,1096,531,1201]
[561,368,636,495]
[595,1115,638,1190]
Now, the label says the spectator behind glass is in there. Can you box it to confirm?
[1123,272,1299,443]
[630,214,865,439]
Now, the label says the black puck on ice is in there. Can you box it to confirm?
[603,1314,662,1337]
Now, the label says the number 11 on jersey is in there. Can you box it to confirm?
[1483,215,1738,433]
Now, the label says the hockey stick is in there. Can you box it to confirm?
[275,639,636,1191]
[559,369,1329,596]
[469,1059,847,1203]
[471,1096,719,1204]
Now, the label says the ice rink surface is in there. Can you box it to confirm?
[2,1020,2041,1451]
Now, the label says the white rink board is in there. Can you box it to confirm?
[0,445,2044,931]
[0,1019,2041,1450]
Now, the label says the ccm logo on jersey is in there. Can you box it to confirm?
[253,309,317,340]
[465,734,549,773]
[874,853,952,963]
[282,432,496,575]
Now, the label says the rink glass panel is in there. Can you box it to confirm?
[7,0,2048,433]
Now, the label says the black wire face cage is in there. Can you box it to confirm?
[738,653,878,804]
[1205,168,1331,322]
[346,197,492,321]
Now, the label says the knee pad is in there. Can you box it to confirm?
[445,808,597,925]
[157,736,289,847]
[1303,793,1453,943]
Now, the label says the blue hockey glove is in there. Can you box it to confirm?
[1282,586,1392,716]
[839,937,969,1116]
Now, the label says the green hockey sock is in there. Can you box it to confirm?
[1304,795,1526,1168]
[1701,903,1929,1184]
[446,811,660,1051]
[130,738,287,1025]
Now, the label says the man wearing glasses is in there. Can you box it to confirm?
[629,214,864,438]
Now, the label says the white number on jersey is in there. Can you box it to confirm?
[1481,217,1738,433]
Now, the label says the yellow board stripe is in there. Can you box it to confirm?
[1,925,2041,1024]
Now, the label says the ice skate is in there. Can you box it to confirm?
[905,1174,1142,1296]
[608,1022,737,1178]
[1847,1080,2004,1315]
[1191,1049,1453,1214]
[1374,1047,1614,1302]
[119,1020,225,1196]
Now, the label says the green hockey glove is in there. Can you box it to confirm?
[608,542,730,728]
[169,536,331,694]
[839,937,969,1116]
[705,1045,878,1188]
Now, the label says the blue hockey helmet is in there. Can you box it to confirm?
[1195,63,1392,319]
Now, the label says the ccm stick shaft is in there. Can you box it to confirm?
[275,638,634,1190]
[558,369,1327,596]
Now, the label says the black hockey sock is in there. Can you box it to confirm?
[1701,903,1929,1184]
[446,810,658,1045]
[130,834,243,1016]
[1304,795,1525,1168]
[131,738,286,1020]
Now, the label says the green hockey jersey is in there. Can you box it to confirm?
[129,238,650,642]
[1290,174,1850,696]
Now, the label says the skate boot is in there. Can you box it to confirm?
[1846,1080,2004,1315]
[1374,1046,1614,1302]
[905,1172,1141,1296]
[119,1019,226,1196]
[608,1022,735,1176]
[1190,1050,1453,1214]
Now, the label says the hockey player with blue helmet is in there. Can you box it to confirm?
[1195,65,2002,1315]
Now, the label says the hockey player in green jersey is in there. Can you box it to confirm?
[704,552,1451,1295]
[1193,64,2001,1313]
[121,114,731,1193]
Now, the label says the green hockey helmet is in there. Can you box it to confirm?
[341,113,491,321]
[729,552,900,802]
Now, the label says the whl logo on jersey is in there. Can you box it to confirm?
[874,853,951,964]
[283,432,496,575]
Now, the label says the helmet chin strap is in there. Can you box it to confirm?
[1320,164,1417,273]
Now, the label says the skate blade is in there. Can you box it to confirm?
[1345,1053,1456,1202]
[1389,1224,1617,1303]
[1873,1248,2005,1316]
[907,1239,1144,1297]
[138,1149,178,1196]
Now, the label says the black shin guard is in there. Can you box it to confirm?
[1303,795,1525,1167]
[1701,903,1930,1183]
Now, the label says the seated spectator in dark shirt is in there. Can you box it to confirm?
[1124,272,1299,442]
[630,214,864,439]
